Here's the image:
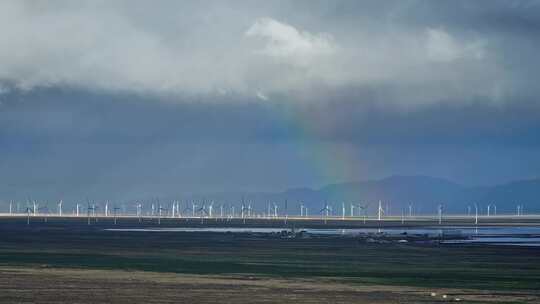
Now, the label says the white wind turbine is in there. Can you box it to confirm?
[377,201,385,221]
[137,202,143,223]
[474,203,479,225]
[25,206,33,225]
[359,203,370,224]
[319,201,331,224]
[437,204,444,225]
[58,200,63,216]
[113,204,121,225]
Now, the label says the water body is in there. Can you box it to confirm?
[106,226,540,246]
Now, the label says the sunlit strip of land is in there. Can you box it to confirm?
[1,213,540,228]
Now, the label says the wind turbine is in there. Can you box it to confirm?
[319,201,331,224]
[487,204,493,217]
[208,201,214,218]
[157,201,167,225]
[474,203,479,225]
[136,202,143,223]
[191,201,197,217]
[196,201,209,224]
[516,204,524,216]
[87,202,95,225]
[359,203,370,224]
[9,200,13,215]
[408,203,413,218]
[377,200,385,221]
[113,204,121,225]
[241,198,249,224]
[76,203,80,217]
[25,206,33,225]
[299,202,305,217]
[437,204,444,225]
[105,200,109,217]
[58,200,63,217]
[341,202,346,220]
[93,203,99,222]
[350,203,355,217]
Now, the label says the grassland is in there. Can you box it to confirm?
[0,221,539,303]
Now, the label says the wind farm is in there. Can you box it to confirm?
[1,200,540,304]
[2,197,538,228]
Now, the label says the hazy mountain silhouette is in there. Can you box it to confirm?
[221,175,540,215]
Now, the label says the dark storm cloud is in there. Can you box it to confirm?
[1,1,540,200]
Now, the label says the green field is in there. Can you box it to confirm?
[1,226,540,303]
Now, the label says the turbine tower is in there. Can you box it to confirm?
[319,201,331,224]
[474,203,479,225]
[359,203,370,224]
[377,200,384,221]
[58,200,63,217]
[438,204,444,225]
[25,206,33,225]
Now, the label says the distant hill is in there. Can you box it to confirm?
[236,176,540,216]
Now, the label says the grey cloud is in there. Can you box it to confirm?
[0,0,528,106]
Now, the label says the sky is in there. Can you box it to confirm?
[1,0,540,200]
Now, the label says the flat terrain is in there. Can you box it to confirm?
[2,213,540,229]
[1,220,540,303]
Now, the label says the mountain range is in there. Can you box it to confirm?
[196,175,540,215]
